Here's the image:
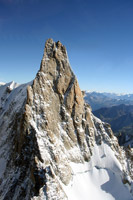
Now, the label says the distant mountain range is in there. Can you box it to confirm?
[0,82,5,86]
[84,91,133,147]
[1,39,133,199]
[93,104,133,147]
[84,91,133,111]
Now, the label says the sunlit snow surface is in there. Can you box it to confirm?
[63,142,133,200]
[0,82,132,200]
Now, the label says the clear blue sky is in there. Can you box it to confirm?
[0,0,133,93]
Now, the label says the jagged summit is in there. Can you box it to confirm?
[42,39,68,61]
[40,39,70,72]
[0,39,133,200]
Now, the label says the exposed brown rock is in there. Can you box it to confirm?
[0,38,132,200]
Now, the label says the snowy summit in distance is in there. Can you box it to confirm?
[0,39,133,200]
[85,91,133,98]
[84,91,133,111]
[0,82,5,86]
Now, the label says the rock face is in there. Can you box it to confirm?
[0,39,133,200]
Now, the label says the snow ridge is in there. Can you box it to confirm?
[0,39,132,200]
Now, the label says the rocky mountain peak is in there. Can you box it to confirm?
[0,39,132,200]
[34,38,84,116]
[41,38,69,70]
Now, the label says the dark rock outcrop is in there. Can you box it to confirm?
[0,39,132,200]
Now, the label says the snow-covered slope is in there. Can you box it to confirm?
[0,82,5,86]
[0,81,34,199]
[0,39,132,200]
[63,142,132,200]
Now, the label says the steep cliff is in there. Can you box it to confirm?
[0,39,132,200]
